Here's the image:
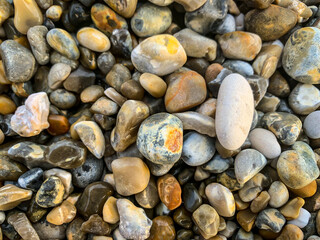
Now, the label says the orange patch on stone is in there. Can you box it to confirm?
[165,128,182,153]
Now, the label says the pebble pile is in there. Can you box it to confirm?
[1,0,320,239]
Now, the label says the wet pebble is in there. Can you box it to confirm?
[158,174,182,210]
[18,168,43,192]
[47,200,77,225]
[8,211,40,240]
[0,184,32,211]
[103,196,119,224]
[80,214,110,236]
[44,168,73,199]
[36,176,65,208]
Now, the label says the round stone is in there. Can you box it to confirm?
[235,149,267,185]
[131,34,187,76]
[181,131,215,166]
[0,95,16,115]
[137,113,183,165]
[283,27,320,84]
[80,85,104,103]
[90,97,119,116]
[249,128,281,159]
[131,3,172,37]
[48,63,71,90]
[256,208,286,233]
[205,183,235,217]
[139,73,167,98]
[157,174,182,210]
[268,181,289,208]
[77,27,110,52]
[164,69,207,113]
[111,157,150,196]
[216,73,254,150]
[304,111,320,139]
[50,89,77,109]
[46,5,63,22]
[36,176,65,208]
[218,31,262,61]
[74,121,105,159]
[277,141,320,189]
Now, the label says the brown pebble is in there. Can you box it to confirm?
[250,191,270,213]
[0,95,16,115]
[157,174,182,210]
[205,63,223,83]
[196,98,217,118]
[236,209,257,232]
[276,224,304,240]
[139,73,167,98]
[288,180,317,198]
[80,85,104,103]
[148,216,176,240]
[120,79,145,100]
[47,115,70,136]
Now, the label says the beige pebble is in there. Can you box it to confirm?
[139,73,167,98]
[77,27,111,52]
[103,196,120,224]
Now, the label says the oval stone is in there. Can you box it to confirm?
[304,111,320,139]
[47,28,80,60]
[283,27,320,84]
[137,113,183,165]
[77,27,110,52]
[131,34,187,76]
[216,73,254,150]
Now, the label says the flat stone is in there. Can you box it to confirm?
[239,173,270,202]
[80,85,104,103]
[117,198,152,240]
[27,25,50,65]
[236,209,257,232]
[250,191,270,213]
[202,154,232,174]
[36,176,65,208]
[249,128,281,159]
[268,181,289,208]
[205,183,235,217]
[131,34,187,76]
[235,149,267,185]
[135,176,160,209]
[256,208,286,233]
[8,212,40,240]
[63,66,96,93]
[0,184,32,211]
[11,92,50,137]
[157,174,182,210]
[90,97,119,116]
[216,73,254,150]
[0,40,36,83]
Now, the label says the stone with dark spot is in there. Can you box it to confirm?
[137,112,183,165]
[104,0,137,18]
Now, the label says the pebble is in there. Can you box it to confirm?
[288,208,311,228]
[103,196,120,224]
[46,5,63,22]
[157,174,182,210]
[261,112,302,145]
[33,218,66,240]
[13,0,43,34]
[18,168,43,192]
[0,40,36,83]
[0,184,32,211]
[0,211,4,224]
[91,3,128,35]
[79,46,96,70]
[250,191,270,213]
[165,69,207,113]
[218,31,262,61]
[74,121,105,159]
[47,139,86,169]
[192,204,220,239]
[277,141,319,189]
[63,65,96,93]
[245,0,273,9]
[80,214,110,235]
[139,73,167,98]
[71,154,103,188]
[137,112,183,165]
[36,176,65,208]
[104,0,137,18]
[223,60,254,76]
[255,208,286,233]
[131,3,171,37]
[90,97,119,116]
[131,34,187,76]
[48,63,72,90]
[80,85,104,103]
[11,92,50,137]
[268,181,289,208]
[117,198,152,240]
[8,211,40,240]
[245,5,297,41]
[268,71,291,98]
[289,180,318,198]
[27,25,50,65]
[235,149,267,185]
[202,154,232,173]
[46,200,77,225]
[50,51,79,70]
[182,183,202,212]
[0,95,16,115]
[77,27,110,52]
[174,28,217,61]
[280,197,305,220]
[120,79,145,100]
[283,27,320,84]
[0,0,13,26]
[50,89,76,109]
[206,183,235,217]
[44,168,73,199]
[111,100,149,152]
[216,73,254,150]
[47,114,70,136]
[47,28,80,60]
[185,0,227,35]
[135,177,160,209]
[236,209,257,232]
[76,182,114,218]
[239,173,269,202]
[66,218,86,240]
[304,111,320,139]
[106,63,131,92]
[276,224,304,240]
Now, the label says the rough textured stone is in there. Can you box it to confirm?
[27,26,50,65]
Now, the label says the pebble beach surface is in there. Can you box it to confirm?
[1,0,320,239]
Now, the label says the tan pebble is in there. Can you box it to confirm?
[268,181,289,208]
[0,0,13,26]
[0,60,10,84]
[103,196,119,224]
[280,197,305,220]
[196,98,217,118]
[250,191,270,213]
[66,193,81,205]
[236,209,257,232]
[80,85,105,103]
[276,224,304,240]
[228,0,240,15]
[0,129,4,144]
[103,174,115,189]
[69,115,91,140]
[139,73,167,98]
[45,5,62,22]
[0,184,32,211]
[46,200,77,225]
[234,193,250,211]
[90,97,119,116]
[104,87,127,106]
[77,27,110,52]
[288,180,318,198]
[0,95,16,115]
[205,63,223,83]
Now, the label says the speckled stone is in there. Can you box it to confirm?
[216,73,254,150]
[111,100,149,152]
[261,112,302,145]
[35,176,65,208]
[131,3,171,37]
[165,69,206,113]
[47,28,80,60]
[137,113,183,165]
[0,0,13,26]
[256,208,286,233]
[131,34,187,76]
[44,168,73,199]
[245,5,297,41]
[283,27,320,84]
[27,25,50,65]
[192,204,220,239]
[0,40,36,83]
[277,141,319,189]
[0,184,32,211]
[117,198,152,240]
[304,111,320,139]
